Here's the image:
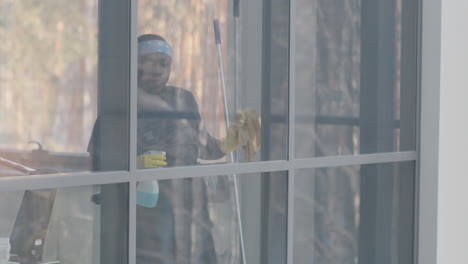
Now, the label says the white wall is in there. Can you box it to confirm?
[437,0,468,263]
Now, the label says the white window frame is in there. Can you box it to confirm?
[417,0,439,263]
[418,0,468,263]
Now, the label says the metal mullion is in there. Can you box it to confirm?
[0,151,417,193]
[287,0,296,262]
[129,0,138,175]
[287,169,295,264]
[128,180,136,264]
[130,151,417,183]
[0,171,130,192]
[292,151,417,170]
[417,0,442,261]
[134,160,290,181]
[128,0,138,263]
[413,0,423,262]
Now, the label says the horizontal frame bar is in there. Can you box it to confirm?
[0,151,416,191]
[135,151,416,181]
[0,171,130,192]
[134,160,289,181]
[292,151,417,170]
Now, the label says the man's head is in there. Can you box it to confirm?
[138,34,172,93]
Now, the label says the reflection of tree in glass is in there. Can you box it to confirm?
[0,0,98,152]
[295,0,402,262]
[139,0,229,140]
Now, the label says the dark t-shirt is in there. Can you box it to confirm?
[89,86,223,167]
[137,86,219,166]
[89,86,224,263]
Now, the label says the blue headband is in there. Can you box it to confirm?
[138,40,172,58]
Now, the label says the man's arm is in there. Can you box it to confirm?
[184,91,226,161]
[198,123,225,160]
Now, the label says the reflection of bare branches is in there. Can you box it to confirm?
[295,167,360,263]
[296,192,357,249]
[206,176,240,264]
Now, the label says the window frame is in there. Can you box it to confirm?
[0,0,422,263]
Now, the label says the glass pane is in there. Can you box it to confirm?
[295,0,418,157]
[136,172,287,264]
[294,162,415,263]
[0,0,130,176]
[0,183,128,264]
[136,0,289,168]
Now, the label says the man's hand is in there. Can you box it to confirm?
[218,108,261,161]
[137,152,167,169]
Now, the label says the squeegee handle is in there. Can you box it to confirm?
[213,19,221,44]
[234,0,240,18]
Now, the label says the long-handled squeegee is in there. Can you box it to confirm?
[213,10,247,264]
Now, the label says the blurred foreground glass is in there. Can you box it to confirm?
[0,183,128,264]
[295,0,418,157]
[294,162,415,263]
[136,172,287,264]
[0,0,130,176]
[136,0,289,168]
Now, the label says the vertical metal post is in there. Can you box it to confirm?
[400,0,420,263]
[358,0,396,263]
[129,0,139,264]
[234,0,240,113]
[97,0,131,263]
[287,0,296,263]
[213,19,247,264]
[259,0,291,262]
[417,0,441,262]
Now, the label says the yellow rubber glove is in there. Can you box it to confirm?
[137,151,167,169]
[218,124,239,154]
[218,108,261,161]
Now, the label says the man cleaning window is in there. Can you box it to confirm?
[89,34,260,264]
[136,33,260,264]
